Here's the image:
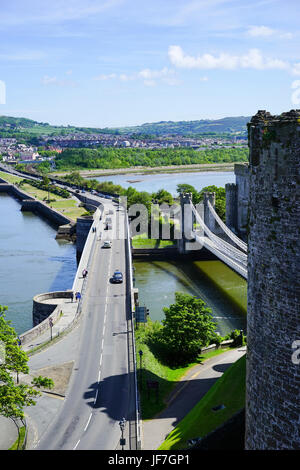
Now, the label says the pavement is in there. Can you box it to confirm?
[0,205,104,450]
[0,175,247,449]
[142,346,246,450]
[20,206,104,354]
[0,342,246,450]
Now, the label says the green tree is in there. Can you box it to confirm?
[0,305,54,432]
[158,292,217,364]
[153,188,174,205]
[176,184,200,204]
[198,185,226,221]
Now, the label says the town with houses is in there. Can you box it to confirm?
[0,132,248,164]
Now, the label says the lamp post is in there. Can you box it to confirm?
[139,349,143,390]
[119,417,126,450]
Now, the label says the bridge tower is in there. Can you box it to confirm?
[178,192,195,253]
[246,110,300,449]
[203,192,216,233]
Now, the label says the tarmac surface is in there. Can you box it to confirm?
[0,179,246,450]
[0,344,246,450]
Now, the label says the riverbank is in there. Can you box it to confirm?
[194,261,247,316]
[52,162,236,178]
[0,170,87,221]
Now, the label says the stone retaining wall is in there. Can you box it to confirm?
[32,291,73,326]
[20,291,73,345]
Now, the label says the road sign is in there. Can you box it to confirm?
[135,306,147,323]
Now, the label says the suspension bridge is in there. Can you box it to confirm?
[181,193,248,280]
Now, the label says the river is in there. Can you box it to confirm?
[0,169,245,337]
[133,259,246,337]
[0,193,77,334]
[91,170,235,195]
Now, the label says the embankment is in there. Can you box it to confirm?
[194,260,247,316]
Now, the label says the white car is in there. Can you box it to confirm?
[103,240,112,248]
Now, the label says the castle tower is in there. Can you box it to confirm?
[245,110,300,449]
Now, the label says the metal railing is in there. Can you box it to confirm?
[125,212,141,450]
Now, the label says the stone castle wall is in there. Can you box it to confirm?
[225,162,249,238]
[245,110,300,449]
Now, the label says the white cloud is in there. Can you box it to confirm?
[0,0,124,26]
[143,79,156,87]
[94,73,117,80]
[0,80,6,104]
[138,67,173,80]
[41,75,77,87]
[292,63,300,76]
[247,25,275,37]
[291,81,300,105]
[247,25,294,40]
[291,80,300,89]
[279,32,293,40]
[138,67,179,86]
[119,73,135,81]
[168,45,289,72]
[93,67,180,87]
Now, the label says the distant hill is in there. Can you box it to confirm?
[109,116,251,136]
[0,115,250,137]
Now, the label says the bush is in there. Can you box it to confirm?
[225,329,246,347]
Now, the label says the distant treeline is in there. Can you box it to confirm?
[55,147,248,170]
[0,115,249,141]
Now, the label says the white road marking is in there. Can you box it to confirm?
[84,413,92,431]
[73,440,80,450]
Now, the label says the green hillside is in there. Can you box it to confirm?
[159,354,246,450]
[0,115,250,138]
[111,116,250,136]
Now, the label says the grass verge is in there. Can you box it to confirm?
[0,171,87,220]
[135,321,232,420]
[9,426,26,450]
[158,354,246,450]
[132,233,176,249]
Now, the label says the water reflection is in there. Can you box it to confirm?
[134,259,246,336]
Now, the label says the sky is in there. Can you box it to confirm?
[0,0,299,128]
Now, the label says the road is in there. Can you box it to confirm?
[32,202,135,450]
[142,347,246,450]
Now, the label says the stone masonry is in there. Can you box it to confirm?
[225,162,249,238]
[245,110,300,449]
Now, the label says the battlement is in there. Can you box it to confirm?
[234,162,249,176]
[249,109,300,124]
